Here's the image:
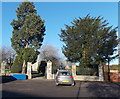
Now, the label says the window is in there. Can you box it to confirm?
[58,72,71,76]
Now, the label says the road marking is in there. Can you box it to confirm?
[77,81,81,98]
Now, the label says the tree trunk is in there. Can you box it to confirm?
[100,62,105,81]
[22,60,26,74]
[107,59,110,82]
[25,43,28,48]
[21,43,28,74]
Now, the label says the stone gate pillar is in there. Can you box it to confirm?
[27,62,32,79]
[1,62,6,75]
[99,64,104,81]
[72,64,76,79]
[47,60,52,79]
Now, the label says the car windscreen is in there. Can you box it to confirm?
[58,72,71,76]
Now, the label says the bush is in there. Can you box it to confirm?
[76,66,98,76]
[11,55,23,73]
[21,48,39,64]
[11,48,39,73]
[5,69,11,73]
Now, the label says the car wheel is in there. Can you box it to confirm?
[56,83,59,86]
[72,82,75,86]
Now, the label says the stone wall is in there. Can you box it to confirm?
[74,75,99,81]
[72,64,102,81]
[45,63,104,81]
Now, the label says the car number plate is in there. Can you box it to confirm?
[62,80,69,82]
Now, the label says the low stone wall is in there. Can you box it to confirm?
[73,75,99,81]
[47,74,99,81]
[45,62,104,81]
[72,64,103,81]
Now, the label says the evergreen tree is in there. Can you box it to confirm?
[11,55,23,73]
[11,48,39,73]
[11,1,45,73]
[59,15,118,69]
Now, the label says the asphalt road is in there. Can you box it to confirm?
[1,78,120,98]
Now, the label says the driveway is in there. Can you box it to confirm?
[1,78,120,98]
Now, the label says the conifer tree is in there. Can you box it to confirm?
[11,1,45,73]
[59,15,118,69]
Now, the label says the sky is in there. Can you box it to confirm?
[1,2,119,65]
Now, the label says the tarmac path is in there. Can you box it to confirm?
[2,78,120,98]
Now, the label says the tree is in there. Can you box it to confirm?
[39,45,59,61]
[11,48,39,73]
[0,46,16,69]
[38,45,61,73]
[59,15,118,69]
[10,1,45,73]
[11,55,23,73]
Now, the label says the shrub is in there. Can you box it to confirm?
[11,55,23,73]
[11,48,39,73]
[76,66,98,76]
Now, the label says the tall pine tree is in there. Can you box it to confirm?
[11,1,45,73]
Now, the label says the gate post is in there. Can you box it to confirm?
[47,60,52,79]
[27,62,32,79]
[72,64,76,79]
[99,64,104,81]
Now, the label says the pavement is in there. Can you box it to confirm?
[1,77,120,98]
